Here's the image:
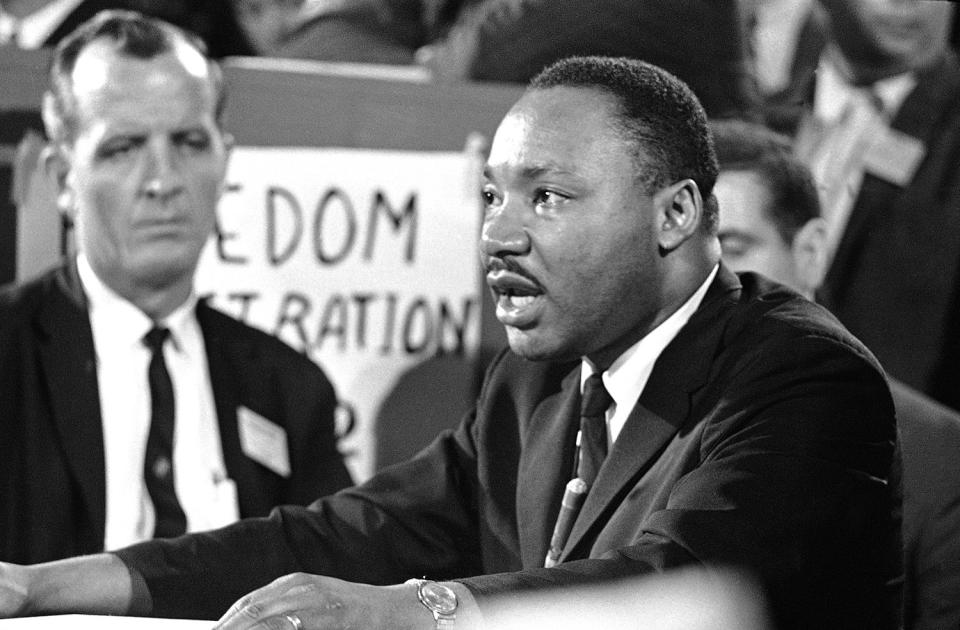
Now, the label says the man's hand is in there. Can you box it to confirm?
[214,574,478,630]
[0,563,30,617]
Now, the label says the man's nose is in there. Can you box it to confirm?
[141,141,184,200]
[480,197,530,258]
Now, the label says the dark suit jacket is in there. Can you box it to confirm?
[0,262,352,564]
[892,381,960,630]
[116,269,900,629]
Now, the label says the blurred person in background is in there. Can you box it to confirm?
[0,0,252,54]
[0,0,123,48]
[268,0,759,119]
[416,0,759,118]
[789,0,960,413]
[737,0,828,131]
[711,117,960,630]
[230,0,305,55]
[0,10,352,564]
[274,0,432,64]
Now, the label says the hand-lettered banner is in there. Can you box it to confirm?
[195,147,483,481]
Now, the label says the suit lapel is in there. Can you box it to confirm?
[36,263,107,544]
[197,303,271,516]
[516,365,581,568]
[562,267,741,560]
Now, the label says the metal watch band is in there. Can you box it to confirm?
[406,578,457,629]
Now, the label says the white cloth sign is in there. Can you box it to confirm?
[196,147,483,481]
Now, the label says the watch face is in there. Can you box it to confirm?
[421,582,458,615]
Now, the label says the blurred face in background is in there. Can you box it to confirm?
[819,0,955,81]
[715,169,827,299]
[716,169,801,290]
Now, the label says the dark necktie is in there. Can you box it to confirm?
[543,372,614,567]
[143,326,187,538]
[577,372,612,488]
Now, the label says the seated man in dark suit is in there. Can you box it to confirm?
[711,117,960,630]
[0,10,352,564]
[0,55,898,630]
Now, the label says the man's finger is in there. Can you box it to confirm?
[216,575,303,628]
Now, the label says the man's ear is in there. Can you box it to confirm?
[215,131,235,198]
[42,144,75,224]
[654,179,702,252]
[791,217,829,295]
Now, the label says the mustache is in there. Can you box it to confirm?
[484,256,541,285]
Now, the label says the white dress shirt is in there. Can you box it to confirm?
[812,54,916,125]
[581,264,718,447]
[77,254,239,550]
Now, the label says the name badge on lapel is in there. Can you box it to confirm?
[238,406,291,478]
[864,127,925,187]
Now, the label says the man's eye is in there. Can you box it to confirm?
[533,189,565,205]
[97,141,136,159]
[481,187,500,206]
[177,133,211,152]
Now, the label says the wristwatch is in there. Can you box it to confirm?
[406,578,457,629]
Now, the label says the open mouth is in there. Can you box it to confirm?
[486,270,544,326]
[500,291,538,309]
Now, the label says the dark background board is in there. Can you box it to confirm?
[1,51,519,469]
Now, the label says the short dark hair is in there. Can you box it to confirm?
[529,56,720,233]
[44,9,226,143]
[710,118,821,244]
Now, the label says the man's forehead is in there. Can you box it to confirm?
[716,170,778,232]
[485,87,623,177]
[501,86,618,133]
[70,36,211,97]
[66,38,219,131]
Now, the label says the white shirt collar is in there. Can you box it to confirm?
[76,253,199,355]
[581,264,719,442]
[0,0,85,49]
[814,53,916,123]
